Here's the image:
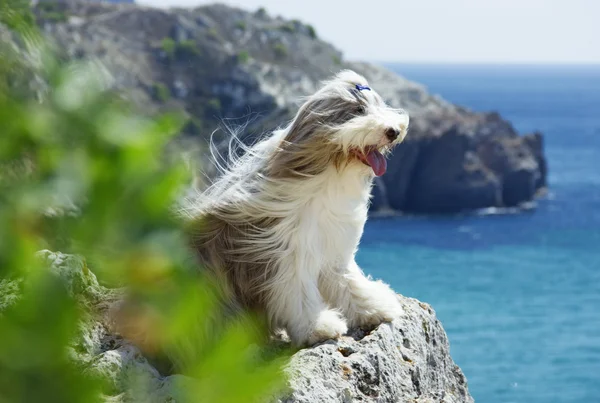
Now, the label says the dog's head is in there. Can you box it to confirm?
[270,70,409,178]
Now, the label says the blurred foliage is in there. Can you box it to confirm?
[0,2,288,402]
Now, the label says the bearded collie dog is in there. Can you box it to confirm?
[185,70,409,346]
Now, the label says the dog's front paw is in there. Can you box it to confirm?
[348,285,404,327]
[307,309,348,345]
[372,298,404,323]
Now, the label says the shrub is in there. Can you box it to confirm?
[0,4,288,402]
[207,28,219,41]
[255,7,267,18]
[278,23,295,33]
[161,37,176,58]
[207,98,222,112]
[306,24,317,39]
[176,39,201,58]
[235,21,246,31]
[41,11,67,23]
[152,82,170,103]
[36,2,68,23]
[183,117,203,135]
[273,43,288,59]
[37,1,60,12]
[332,55,342,65]
[162,38,201,60]
[237,50,250,64]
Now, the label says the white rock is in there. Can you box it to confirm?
[278,296,473,403]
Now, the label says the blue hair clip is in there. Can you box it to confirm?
[355,84,371,91]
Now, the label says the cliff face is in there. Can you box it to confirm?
[28,0,546,213]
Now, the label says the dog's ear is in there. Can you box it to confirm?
[266,97,349,178]
[284,99,319,144]
[286,95,359,144]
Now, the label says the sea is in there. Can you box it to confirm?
[357,64,600,403]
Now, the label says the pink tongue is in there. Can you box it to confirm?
[366,149,387,176]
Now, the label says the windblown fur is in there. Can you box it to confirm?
[183,70,409,346]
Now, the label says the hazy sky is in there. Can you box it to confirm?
[138,0,599,64]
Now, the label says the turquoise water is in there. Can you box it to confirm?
[357,64,600,403]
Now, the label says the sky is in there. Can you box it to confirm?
[137,0,600,64]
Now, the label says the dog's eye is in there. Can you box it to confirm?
[355,105,365,115]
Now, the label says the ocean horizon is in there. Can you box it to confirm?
[357,63,600,402]
[378,62,600,68]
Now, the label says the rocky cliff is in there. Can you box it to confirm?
[278,301,472,403]
[0,250,473,402]
[25,0,547,214]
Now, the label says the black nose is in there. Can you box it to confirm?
[385,128,399,142]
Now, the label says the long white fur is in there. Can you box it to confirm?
[186,70,409,346]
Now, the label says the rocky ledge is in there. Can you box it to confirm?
[0,252,473,402]
[20,0,548,215]
[279,301,472,403]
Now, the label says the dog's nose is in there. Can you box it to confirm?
[385,128,400,142]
